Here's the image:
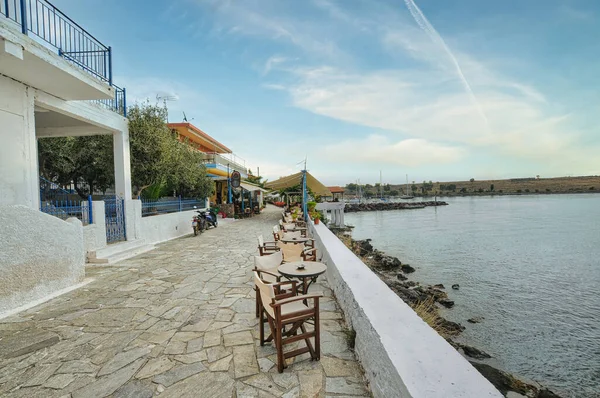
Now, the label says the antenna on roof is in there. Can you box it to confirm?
[183,112,188,122]
[156,94,178,122]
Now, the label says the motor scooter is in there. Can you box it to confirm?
[192,208,206,236]
[202,208,218,229]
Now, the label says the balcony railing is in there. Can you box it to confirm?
[2,0,112,83]
[202,152,247,174]
[91,85,127,117]
[1,0,128,116]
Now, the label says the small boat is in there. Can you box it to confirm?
[400,174,414,199]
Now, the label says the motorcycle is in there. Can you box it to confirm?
[192,211,206,236]
[201,209,218,230]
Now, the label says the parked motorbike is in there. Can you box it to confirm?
[201,209,218,230]
[192,211,206,236]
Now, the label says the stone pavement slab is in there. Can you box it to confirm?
[0,205,370,397]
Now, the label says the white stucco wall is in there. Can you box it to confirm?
[0,205,85,315]
[308,221,503,398]
[82,201,107,253]
[138,208,200,245]
[0,75,39,209]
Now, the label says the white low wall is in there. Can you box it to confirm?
[308,221,502,398]
[82,201,107,253]
[138,208,200,245]
[0,205,85,316]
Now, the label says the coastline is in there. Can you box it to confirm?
[333,230,562,398]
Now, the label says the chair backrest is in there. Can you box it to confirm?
[257,235,265,248]
[254,251,283,273]
[254,271,276,317]
[282,231,301,240]
[278,241,305,262]
[282,223,295,231]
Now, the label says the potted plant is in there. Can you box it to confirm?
[313,213,321,225]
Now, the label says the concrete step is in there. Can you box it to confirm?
[87,239,155,265]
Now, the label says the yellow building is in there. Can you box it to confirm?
[167,122,249,205]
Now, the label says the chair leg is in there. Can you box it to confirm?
[259,307,265,346]
[315,304,321,360]
[255,286,259,318]
[275,321,285,373]
[300,323,316,360]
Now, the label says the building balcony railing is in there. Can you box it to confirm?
[202,152,247,174]
[1,0,127,116]
[91,85,127,117]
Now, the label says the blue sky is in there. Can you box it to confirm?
[55,0,600,185]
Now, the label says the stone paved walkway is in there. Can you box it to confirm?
[0,206,370,397]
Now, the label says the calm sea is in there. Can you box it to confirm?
[345,194,600,397]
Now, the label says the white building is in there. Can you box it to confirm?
[0,1,132,315]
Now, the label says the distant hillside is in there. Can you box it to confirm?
[344,175,600,197]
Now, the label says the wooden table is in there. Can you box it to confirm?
[278,261,327,294]
[279,236,311,244]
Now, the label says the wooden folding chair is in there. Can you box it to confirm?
[254,271,322,373]
[273,226,281,241]
[277,241,317,262]
[257,234,279,256]
[253,251,284,317]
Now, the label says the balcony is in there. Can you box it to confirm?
[202,152,248,179]
[0,0,126,115]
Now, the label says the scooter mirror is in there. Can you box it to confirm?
[193,206,197,209]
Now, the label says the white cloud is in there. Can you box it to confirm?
[119,76,209,122]
[319,135,466,167]
[263,56,289,75]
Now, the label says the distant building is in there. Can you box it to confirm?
[167,122,252,205]
[327,186,345,201]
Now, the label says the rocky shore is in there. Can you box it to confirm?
[344,201,448,213]
[339,235,561,398]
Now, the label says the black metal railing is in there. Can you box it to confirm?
[1,0,112,84]
[92,85,127,117]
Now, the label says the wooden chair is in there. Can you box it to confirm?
[254,271,322,373]
[277,241,317,262]
[282,231,302,240]
[257,234,279,256]
[253,251,284,317]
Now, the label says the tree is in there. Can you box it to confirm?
[71,135,114,197]
[383,184,391,192]
[345,183,358,192]
[38,135,114,198]
[164,137,214,199]
[38,137,76,187]
[246,173,266,188]
[128,103,174,197]
[470,178,475,183]
[490,184,495,192]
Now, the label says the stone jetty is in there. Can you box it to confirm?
[344,201,448,213]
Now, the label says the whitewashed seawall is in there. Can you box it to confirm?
[308,221,503,398]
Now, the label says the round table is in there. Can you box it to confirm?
[279,236,311,244]
[278,261,327,294]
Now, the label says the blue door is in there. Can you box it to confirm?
[105,197,126,243]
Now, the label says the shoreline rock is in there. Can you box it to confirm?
[338,234,563,398]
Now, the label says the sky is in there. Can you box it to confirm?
[54,0,600,185]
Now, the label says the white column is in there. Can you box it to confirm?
[0,77,39,209]
[113,129,132,200]
[113,129,134,240]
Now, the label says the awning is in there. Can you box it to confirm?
[240,182,269,192]
[264,171,330,197]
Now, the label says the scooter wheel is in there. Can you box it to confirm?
[193,226,198,236]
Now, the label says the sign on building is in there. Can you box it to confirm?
[231,171,241,188]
